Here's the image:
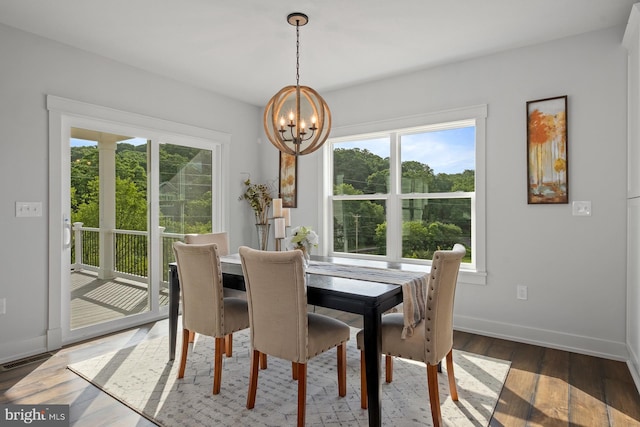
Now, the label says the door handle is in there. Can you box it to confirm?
[63,216,72,248]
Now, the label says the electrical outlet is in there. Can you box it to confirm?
[0,298,5,315]
[517,285,528,300]
[572,201,591,216]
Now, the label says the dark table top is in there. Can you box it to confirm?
[219,254,416,315]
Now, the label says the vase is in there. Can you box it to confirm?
[255,223,270,251]
[296,246,310,267]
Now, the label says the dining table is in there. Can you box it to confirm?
[168,254,428,427]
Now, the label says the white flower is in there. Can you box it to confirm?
[286,225,318,251]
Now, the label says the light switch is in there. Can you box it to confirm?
[16,202,42,217]
[572,201,591,216]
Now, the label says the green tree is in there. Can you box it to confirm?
[332,183,385,254]
[73,177,147,230]
[70,146,99,206]
[401,160,434,193]
[74,177,100,227]
[403,221,430,256]
[116,150,147,194]
[367,169,389,194]
[424,221,463,251]
[451,169,475,192]
[333,148,388,194]
[115,177,147,230]
[432,173,454,192]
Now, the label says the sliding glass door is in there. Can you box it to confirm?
[157,142,214,299]
[69,129,152,331]
[48,96,227,346]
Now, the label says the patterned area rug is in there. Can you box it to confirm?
[68,329,509,426]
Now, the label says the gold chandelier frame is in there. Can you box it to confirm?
[263,12,331,156]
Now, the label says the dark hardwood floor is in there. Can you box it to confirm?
[1,311,639,426]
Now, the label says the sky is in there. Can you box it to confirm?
[334,126,475,175]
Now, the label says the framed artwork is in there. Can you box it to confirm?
[279,151,297,208]
[526,95,568,204]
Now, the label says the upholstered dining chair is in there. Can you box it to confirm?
[183,232,238,351]
[184,232,230,255]
[238,246,351,427]
[172,241,250,394]
[356,243,466,427]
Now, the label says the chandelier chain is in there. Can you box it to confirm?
[295,21,300,86]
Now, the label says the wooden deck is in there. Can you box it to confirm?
[71,271,169,329]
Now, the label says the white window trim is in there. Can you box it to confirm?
[320,105,487,285]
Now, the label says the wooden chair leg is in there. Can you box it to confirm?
[188,330,195,343]
[297,362,307,427]
[225,334,233,357]
[385,354,393,383]
[292,362,298,380]
[177,329,190,379]
[260,352,267,369]
[427,364,442,427]
[445,349,458,401]
[213,337,224,394]
[360,351,368,409]
[337,344,346,397]
[247,350,260,409]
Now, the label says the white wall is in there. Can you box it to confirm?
[624,3,640,389]
[0,20,633,366]
[0,23,265,362]
[289,26,630,360]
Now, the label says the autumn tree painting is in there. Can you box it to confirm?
[526,96,568,204]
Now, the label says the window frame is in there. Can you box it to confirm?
[321,105,487,285]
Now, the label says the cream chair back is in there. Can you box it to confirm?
[423,243,466,365]
[238,246,308,363]
[172,242,224,337]
[184,232,230,256]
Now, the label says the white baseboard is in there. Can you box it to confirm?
[0,335,48,365]
[454,314,629,361]
[628,344,640,393]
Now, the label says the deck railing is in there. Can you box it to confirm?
[72,223,184,283]
[73,226,100,273]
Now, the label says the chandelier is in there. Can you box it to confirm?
[263,13,331,156]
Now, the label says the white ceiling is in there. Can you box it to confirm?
[0,0,636,106]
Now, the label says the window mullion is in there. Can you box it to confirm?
[387,132,400,259]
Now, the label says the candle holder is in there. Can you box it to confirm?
[273,207,287,251]
[271,203,292,251]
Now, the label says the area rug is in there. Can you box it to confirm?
[68,329,509,426]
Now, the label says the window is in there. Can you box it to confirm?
[325,105,486,278]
